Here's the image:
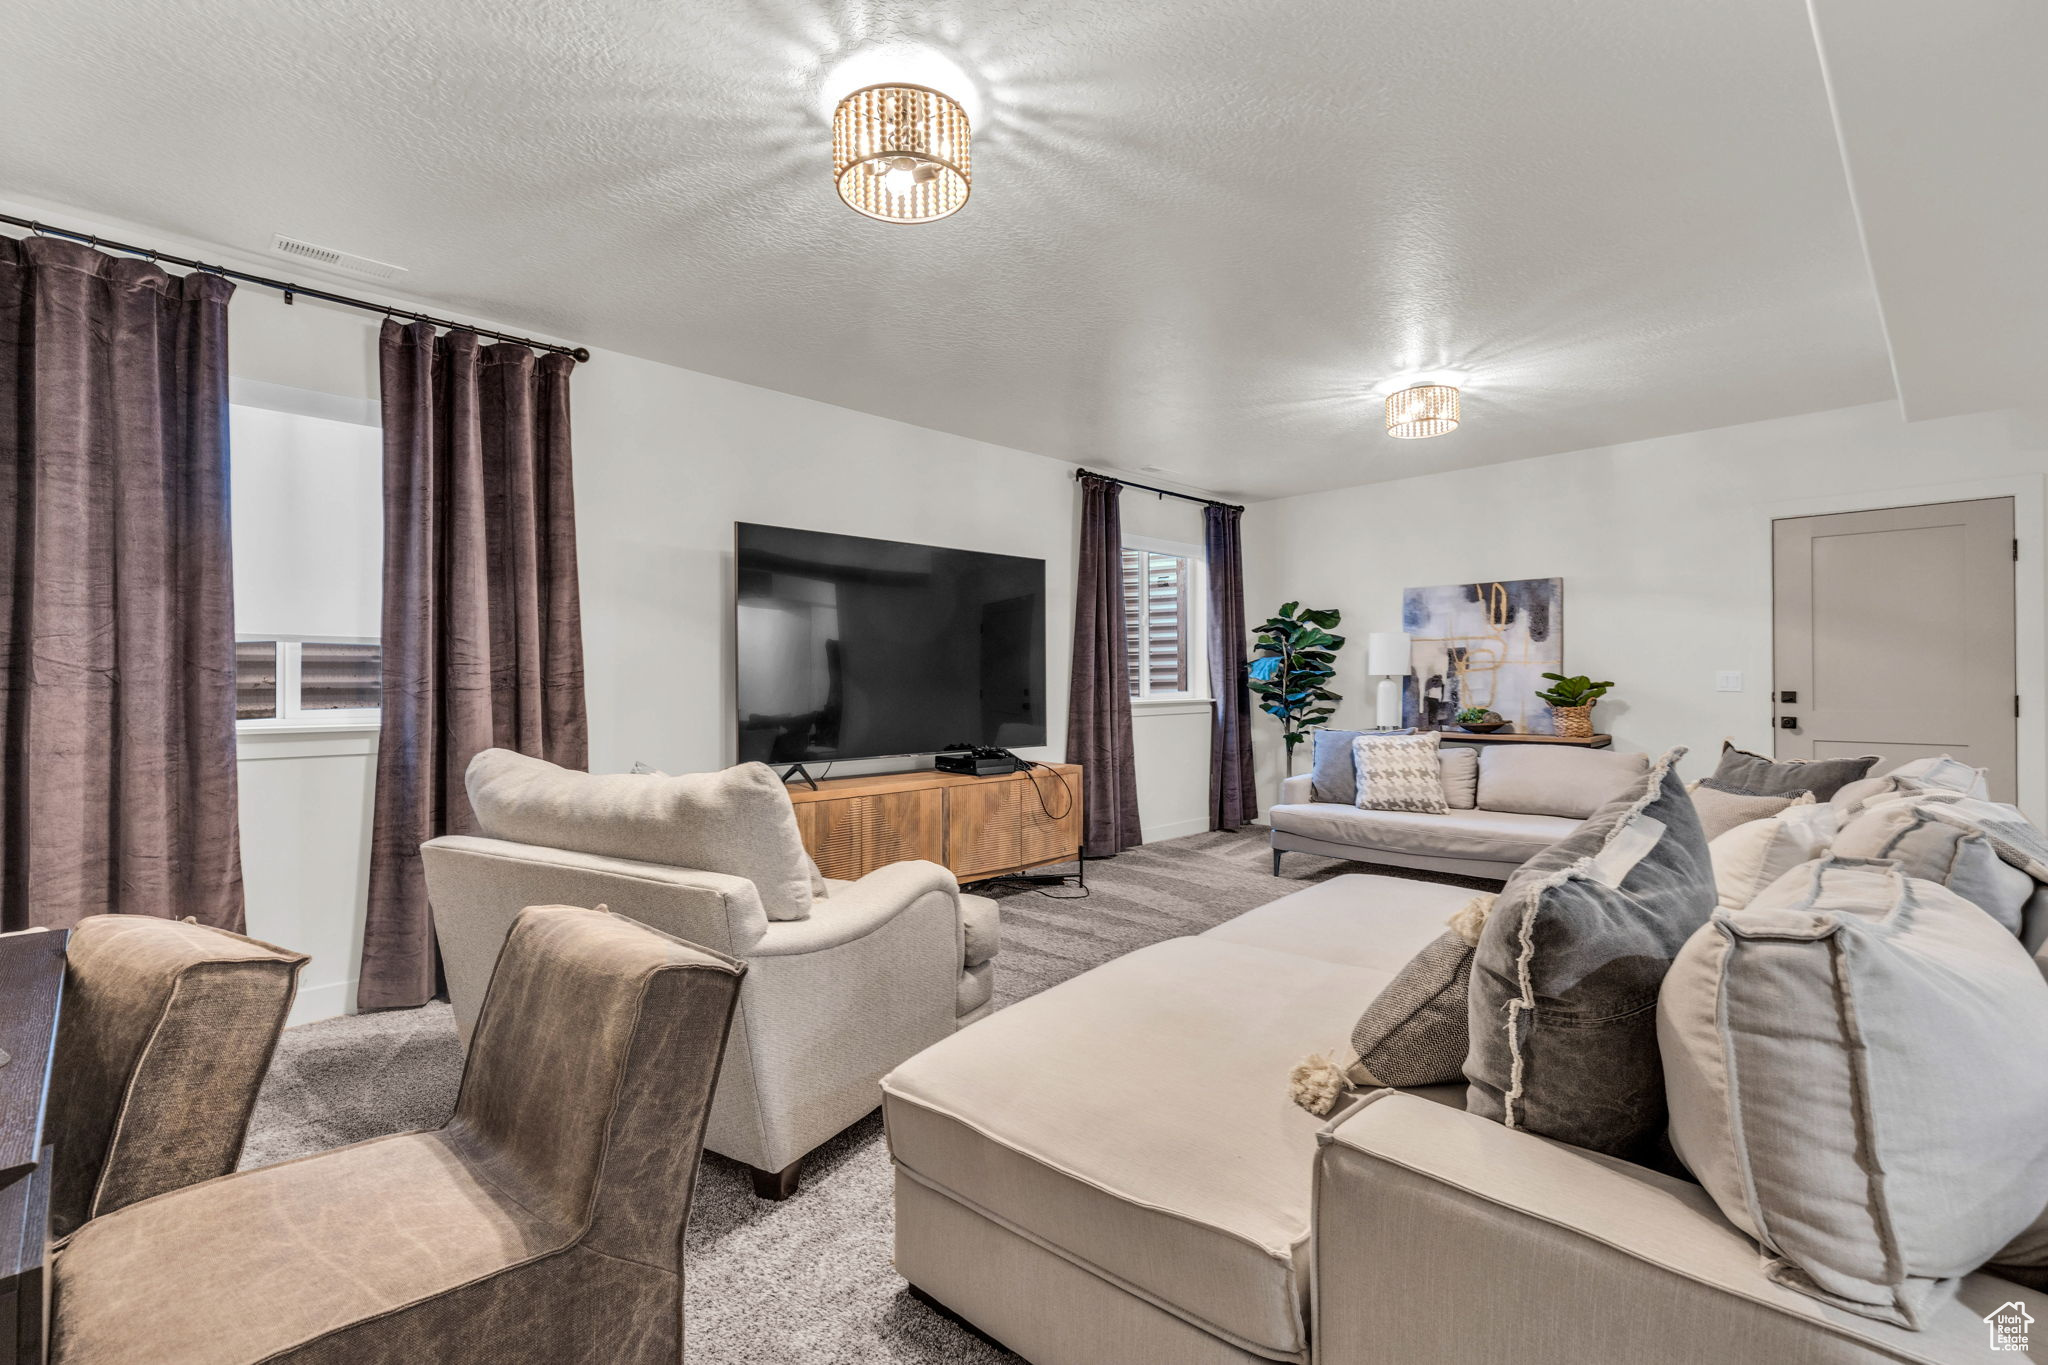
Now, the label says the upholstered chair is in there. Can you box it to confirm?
[47,914,307,1238]
[422,749,1000,1198]
[48,904,744,1365]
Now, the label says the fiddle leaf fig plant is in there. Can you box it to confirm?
[1535,673,1616,708]
[1248,601,1345,770]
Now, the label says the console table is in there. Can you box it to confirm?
[1,928,67,1365]
[1436,731,1613,749]
[788,765,1084,883]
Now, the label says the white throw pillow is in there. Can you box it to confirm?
[467,749,816,921]
[1708,798,1839,910]
[1830,755,1990,818]
[1835,797,2032,933]
[1350,732,1448,814]
[632,760,829,897]
[1660,857,2048,1327]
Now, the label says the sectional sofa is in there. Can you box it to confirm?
[882,868,2048,1365]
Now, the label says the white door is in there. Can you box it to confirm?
[1773,497,2017,801]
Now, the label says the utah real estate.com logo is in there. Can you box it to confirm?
[1985,1301,2033,1352]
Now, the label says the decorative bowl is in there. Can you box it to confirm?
[1455,720,1511,733]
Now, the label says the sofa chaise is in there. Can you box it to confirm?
[882,870,2048,1365]
[1269,741,1650,879]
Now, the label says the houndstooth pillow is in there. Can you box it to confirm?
[1351,732,1448,814]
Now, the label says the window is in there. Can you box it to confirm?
[236,638,381,723]
[1122,546,1200,699]
[229,398,383,729]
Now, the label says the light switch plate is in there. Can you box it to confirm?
[1715,670,1743,692]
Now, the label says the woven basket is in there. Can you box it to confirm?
[1551,704,1595,739]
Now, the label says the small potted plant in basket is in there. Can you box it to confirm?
[1534,673,1615,738]
[1453,706,1509,734]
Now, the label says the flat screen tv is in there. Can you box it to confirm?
[734,522,1047,766]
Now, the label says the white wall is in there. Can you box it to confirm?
[570,346,1216,826]
[1245,401,2048,823]
[206,284,1219,1018]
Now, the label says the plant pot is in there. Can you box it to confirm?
[1550,704,1595,739]
[1456,720,1510,733]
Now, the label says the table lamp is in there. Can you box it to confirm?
[1367,631,1410,730]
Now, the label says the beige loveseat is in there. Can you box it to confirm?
[882,871,2048,1365]
[1268,741,1650,878]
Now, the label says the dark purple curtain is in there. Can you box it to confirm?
[361,321,586,1009]
[0,236,243,932]
[1205,503,1258,830]
[1065,474,1140,856]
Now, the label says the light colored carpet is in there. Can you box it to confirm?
[243,828,1493,1363]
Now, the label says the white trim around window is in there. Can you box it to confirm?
[1122,533,1210,702]
[236,636,382,734]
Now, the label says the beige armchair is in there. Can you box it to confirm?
[422,750,999,1198]
[49,904,745,1365]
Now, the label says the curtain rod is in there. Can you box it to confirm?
[1073,467,1242,512]
[0,212,591,363]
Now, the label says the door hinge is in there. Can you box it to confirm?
[2018,694,2023,719]
[2016,538,2021,563]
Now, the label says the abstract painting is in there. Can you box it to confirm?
[1400,578,1563,734]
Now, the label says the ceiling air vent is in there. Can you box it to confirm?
[269,234,408,282]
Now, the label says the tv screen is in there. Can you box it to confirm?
[734,523,1047,765]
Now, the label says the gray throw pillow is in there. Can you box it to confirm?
[1711,741,1878,801]
[1689,779,1803,841]
[1348,894,1494,1087]
[1660,857,2048,1327]
[1465,748,1715,1157]
[1439,745,1480,809]
[1289,895,1493,1115]
[1310,728,1411,803]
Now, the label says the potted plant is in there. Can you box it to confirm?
[1453,706,1509,734]
[1248,602,1344,772]
[1534,673,1615,739]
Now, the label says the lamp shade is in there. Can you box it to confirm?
[1368,631,1410,676]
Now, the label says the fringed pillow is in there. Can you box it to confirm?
[1290,894,1494,1116]
[1465,748,1717,1157]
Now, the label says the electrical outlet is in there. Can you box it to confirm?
[1715,670,1743,693]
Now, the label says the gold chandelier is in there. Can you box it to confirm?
[1385,384,1461,439]
[832,83,972,224]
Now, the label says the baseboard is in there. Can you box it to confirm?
[287,978,357,1027]
[1141,816,1212,844]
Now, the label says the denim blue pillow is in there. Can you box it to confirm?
[1308,726,1413,804]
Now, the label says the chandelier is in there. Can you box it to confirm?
[832,83,972,224]
[1385,384,1461,439]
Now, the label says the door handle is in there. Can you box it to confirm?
[1780,716,1798,730]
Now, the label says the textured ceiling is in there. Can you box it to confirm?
[0,0,1894,499]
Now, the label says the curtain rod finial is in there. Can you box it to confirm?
[571,347,591,363]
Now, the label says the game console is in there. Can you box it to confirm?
[934,746,1026,776]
